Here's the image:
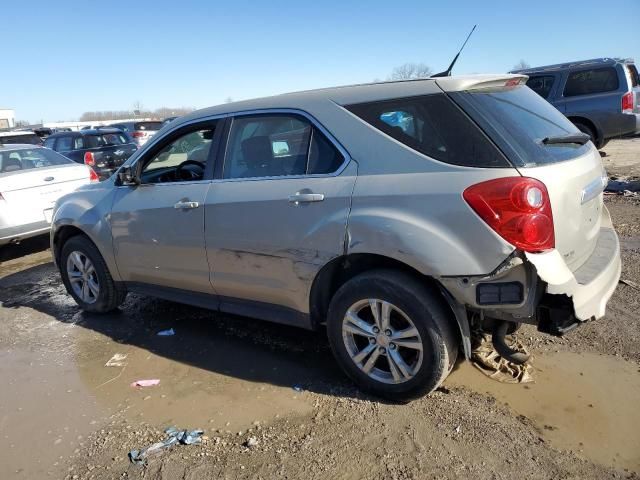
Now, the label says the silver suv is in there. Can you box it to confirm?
[51,75,621,401]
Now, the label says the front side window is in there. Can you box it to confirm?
[223,114,344,179]
[347,94,508,168]
[526,75,555,99]
[563,67,619,97]
[139,126,216,184]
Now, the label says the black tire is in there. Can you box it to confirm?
[572,121,603,149]
[326,269,459,402]
[59,235,127,313]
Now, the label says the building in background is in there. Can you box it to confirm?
[0,109,15,129]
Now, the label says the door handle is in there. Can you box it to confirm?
[288,193,325,204]
[174,200,200,209]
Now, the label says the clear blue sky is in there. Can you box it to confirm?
[3,0,639,122]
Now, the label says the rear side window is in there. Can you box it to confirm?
[346,94,509,168]
[134,122,162,131]
[0,134,42,145]
[223,114,344,179]
[56,136,73,151]
[526,75,555,99]
[44,137,56,149]
[563,67,619,97]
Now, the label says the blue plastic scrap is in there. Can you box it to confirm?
[128,427,204,465]
[156,328,175,336]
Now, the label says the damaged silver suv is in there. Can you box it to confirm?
[51,75,621,401]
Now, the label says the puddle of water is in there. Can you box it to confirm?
[446,352,640,472]
[0,348,106,479]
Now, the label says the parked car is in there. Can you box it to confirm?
[51,75,620,400]
[162,116,178,126]
[108,121,163,147]
[512,57,640,148]
[0,145,96,245]
[0,130,43,146]
[43,129,137,180]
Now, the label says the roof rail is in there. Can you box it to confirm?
[511,57,633,74]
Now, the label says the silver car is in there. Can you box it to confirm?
[0,145,95,245]
[51,75,621,400]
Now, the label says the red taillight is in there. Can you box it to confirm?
[622,92,634,113]
[89,168,99,182]
[131,131,145,138]
[463,177,555,252]
[84,151,95,166]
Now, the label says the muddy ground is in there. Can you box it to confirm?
[1,138,639,479]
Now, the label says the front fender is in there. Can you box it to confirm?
[51,182,120,281]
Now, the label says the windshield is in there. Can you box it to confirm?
[0,148,73,174]
[451,85,590,166]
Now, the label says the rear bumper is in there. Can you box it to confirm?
[0,221,50,245]
[526,209,621,322]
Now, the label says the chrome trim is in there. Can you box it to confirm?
[581,175,606,204]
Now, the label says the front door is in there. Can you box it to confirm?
[205,113,356,314]
[111,120,221,293]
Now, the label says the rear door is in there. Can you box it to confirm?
[204,112,355,315]
[452,84,606,271]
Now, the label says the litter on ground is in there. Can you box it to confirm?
[157,328,175,336]
[128,427,205,465]
[105,353,128,367]
[130,379,160,388]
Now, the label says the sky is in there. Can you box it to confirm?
[3,0,639,122]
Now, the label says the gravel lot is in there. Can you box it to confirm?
[0,138,638,479]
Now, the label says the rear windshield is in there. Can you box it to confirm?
[346,94,509,168]
[134,122,162,131]
[0,133,42,145]
[83,133,130,148]
[451,85,590,166]
[0,148,72,174]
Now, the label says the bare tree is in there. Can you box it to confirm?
[513,59,531,70]
[389,63,433,80]
[79,107,195,122]
[225,97,234,103]
[15,120,30,127]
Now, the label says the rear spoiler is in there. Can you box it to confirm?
[435,74,529,92]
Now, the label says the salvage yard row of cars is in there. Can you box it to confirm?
[0,57,637,400]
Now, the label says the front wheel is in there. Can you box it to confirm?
[60,235,127,312]
[326,270,459,402]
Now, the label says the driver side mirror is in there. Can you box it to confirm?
[117,165,139,186]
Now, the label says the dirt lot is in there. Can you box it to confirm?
[1,138,639,480]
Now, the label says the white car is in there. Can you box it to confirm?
[0,145,96,245]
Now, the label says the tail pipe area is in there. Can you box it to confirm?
[492,321,530,365]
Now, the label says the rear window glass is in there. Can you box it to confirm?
[134,122,162,131]
[526,75,555,99]
[84,133,129,148]
[563,67,619,97]
[0,148,72,174]
[451,85,590,166]
[0,133,42,145]
[346,94,509,168]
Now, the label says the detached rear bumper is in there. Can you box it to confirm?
[526,209,621,321]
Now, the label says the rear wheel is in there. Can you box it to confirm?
[60,235,126,312]
[326,270,459,401]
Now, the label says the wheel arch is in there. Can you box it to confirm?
[309,253,471,357]
[567,115,603,146]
